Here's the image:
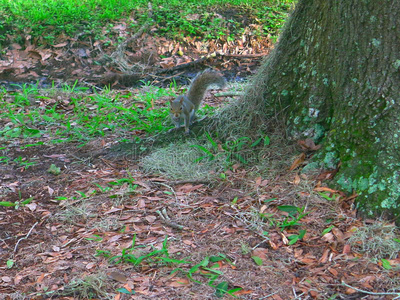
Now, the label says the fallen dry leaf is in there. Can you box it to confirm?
[319,248,330,263]
[169,277,190,287]
[108,271,128,283]
[252,248,268,261]
[85,262,96,270]
[145,215,157,223]
[289,153,306,171]
[342,244,351,255]
[322,232,335,243]
[297,138,321,151]
[328,267,338,276]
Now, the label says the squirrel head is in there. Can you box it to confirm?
[170,96,185,118]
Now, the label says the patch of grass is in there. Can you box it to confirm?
[0,83,172,145]
[348,222,400,259]
[0,0,296,46]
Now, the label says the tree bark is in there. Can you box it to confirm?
[230,1,400,220]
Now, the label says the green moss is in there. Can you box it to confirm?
[357,177,369,191]
[301,161,321,173]
[371,38,381,47]
[393,60,400,69]
[313,123,325,142]
[336,174,353,193]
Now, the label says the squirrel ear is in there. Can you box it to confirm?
[179,97,184,104]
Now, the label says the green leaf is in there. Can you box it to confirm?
[264,198,277,203]
[7,259,14,269]
[209,255,225,262]
[117,287,135,294]
[21,197,34,205]
[227,287,243,296]
[0,201,16,207]
[205,132,218,149]
[381,259,392,270]
[250,137,263,147]
[23,127,42,138]
[322,225,335,236]
[234,153,247,164]
[215,281,229,298]
[252,256,263,266]
[288,235,299,245]
[298,229,307,239]
[191,145,211,154]
[277,205,299,215]
[263,136,270,146]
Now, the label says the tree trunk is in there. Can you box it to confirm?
[225,1,400,220]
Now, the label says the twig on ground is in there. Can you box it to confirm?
[13,222,38,255]
[156,208,184,230]
[166,179,210,185]
[259,291,278,299]
[341,281,400,298]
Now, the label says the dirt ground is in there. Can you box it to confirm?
[1,13,400,300]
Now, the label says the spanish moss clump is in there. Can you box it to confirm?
[348,222,400,259]
[140,140,225,180]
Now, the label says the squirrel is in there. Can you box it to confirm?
[169,69,226,134]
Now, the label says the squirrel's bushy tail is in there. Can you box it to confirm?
[187,69,226,110]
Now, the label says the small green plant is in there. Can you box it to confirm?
[192,132,270,167]
[97,237,241,297]
[0,197,33,209]
[7,259,14,269]
[185,254,241,297]
[276,205,309,230]
[48,164,61,175]
[108,177,138,194]
[287,229,307,245]
[101,235,190,267]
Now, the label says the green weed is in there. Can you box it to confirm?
[276,205,309,230]
[0,197,33,209]
[98,235,190,267]
[192,132,270,167]
[97,236,241,297]
[287,229,306,245]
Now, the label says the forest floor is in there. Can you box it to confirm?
[1,3,400,300]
